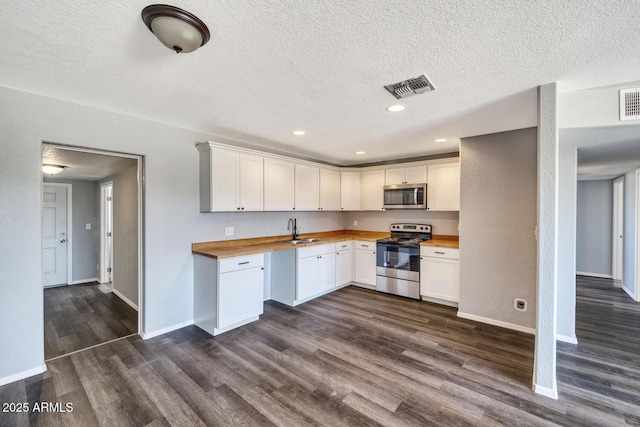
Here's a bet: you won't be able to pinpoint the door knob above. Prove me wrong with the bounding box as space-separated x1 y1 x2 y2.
60 239 67 243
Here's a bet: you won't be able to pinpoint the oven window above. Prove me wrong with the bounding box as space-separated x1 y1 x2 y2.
377 245 419 271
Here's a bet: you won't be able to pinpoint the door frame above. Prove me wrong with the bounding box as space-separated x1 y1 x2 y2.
636 170 640 301
99 181 113 285
42 182 73 286
42 142 145 336
612 177 624 283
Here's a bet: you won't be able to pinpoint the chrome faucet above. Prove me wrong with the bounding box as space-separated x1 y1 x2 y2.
287 218 298 240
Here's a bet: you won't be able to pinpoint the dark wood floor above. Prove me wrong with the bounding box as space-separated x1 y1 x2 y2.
44 282 138 360
1 281 639 426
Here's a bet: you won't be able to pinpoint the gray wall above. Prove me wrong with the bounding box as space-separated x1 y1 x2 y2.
107 168 139 307
345 210 459 235
576 180 613 276
459 128 537 330
43 178 100 283
623 169 638 298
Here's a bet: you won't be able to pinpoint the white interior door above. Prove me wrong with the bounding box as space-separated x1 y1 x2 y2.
612 178 624 282
100 182 113 284
43 185 68 287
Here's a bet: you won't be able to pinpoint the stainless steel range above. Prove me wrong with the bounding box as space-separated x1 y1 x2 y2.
376 223 432 299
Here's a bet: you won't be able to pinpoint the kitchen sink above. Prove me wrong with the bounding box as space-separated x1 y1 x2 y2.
285 238 321 245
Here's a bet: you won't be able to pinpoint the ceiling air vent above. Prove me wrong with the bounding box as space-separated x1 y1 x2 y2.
384 74 435 99
620 88 640 120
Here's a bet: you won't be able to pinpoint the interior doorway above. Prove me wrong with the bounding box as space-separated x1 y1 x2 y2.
41 143 144 360
42 183 72 287
612 177 624 284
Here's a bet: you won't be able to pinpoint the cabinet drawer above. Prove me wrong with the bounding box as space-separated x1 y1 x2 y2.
297 242 336 259
420 247 459 260
354 240 375 250
335 240 353 251
219 254 264 273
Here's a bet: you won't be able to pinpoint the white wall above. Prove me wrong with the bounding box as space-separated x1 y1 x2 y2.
576 180 613 277
623 169 638 299
0 85 351 384
459 128 538 331
344 210 459 235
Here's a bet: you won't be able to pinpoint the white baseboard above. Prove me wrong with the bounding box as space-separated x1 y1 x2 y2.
457 311 536 335
112 288 139 311
68 278 99 285
533 383 558 399
622 285 638 301
98 283 113 293
141 319 194 340
556 334 578 344
576 272 613 279
0 364 47 387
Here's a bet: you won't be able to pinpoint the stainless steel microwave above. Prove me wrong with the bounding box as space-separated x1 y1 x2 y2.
383 183 427 209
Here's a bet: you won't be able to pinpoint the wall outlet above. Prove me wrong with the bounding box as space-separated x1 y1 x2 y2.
353 220 358 227
225 226 234 236
514 298 527 312
86 223 92 230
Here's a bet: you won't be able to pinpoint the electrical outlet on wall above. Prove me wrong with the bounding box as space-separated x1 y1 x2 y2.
225 226 234 236
353 220 358 227
514 298 527 312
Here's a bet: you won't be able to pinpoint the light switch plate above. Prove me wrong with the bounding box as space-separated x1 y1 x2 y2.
85 223 92 230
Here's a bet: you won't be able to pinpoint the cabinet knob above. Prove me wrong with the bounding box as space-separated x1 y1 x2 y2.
237 207 240 210
241 207 245 210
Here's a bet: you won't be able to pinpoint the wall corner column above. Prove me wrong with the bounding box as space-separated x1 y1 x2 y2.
534 82 559 399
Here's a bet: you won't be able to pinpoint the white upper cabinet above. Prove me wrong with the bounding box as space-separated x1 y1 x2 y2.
385 165 427 185
319 168 341 211
239 153 263 211
427 161 460 211
340 171 360 211
264 157 295 211
198 145 263 212
361 170 385 211
294 163 320 211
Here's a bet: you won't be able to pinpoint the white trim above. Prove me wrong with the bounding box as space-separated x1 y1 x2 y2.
533 383 558 400
576 272 613 279
100 181 113 284
556 334 578 344
141 320 194 340
68 278 99 285
0 364 47 387
636 170 640 302
98 283 113 293
112 288 138 311
457 311 536 335
623 284 636 300
613 177 624 282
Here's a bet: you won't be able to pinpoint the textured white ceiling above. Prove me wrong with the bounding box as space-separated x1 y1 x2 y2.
42 147 137 181
2 1 640 164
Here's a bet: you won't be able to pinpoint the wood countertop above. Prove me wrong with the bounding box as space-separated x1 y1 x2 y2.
192 230 391 259
421 236 460 249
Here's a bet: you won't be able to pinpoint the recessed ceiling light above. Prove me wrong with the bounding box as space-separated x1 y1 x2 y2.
435 138 447 143
386 104 406 112
356 151 365 155
292 130 306 136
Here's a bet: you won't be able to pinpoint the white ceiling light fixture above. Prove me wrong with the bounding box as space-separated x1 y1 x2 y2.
141 4 211 53
386 105 406 112
292 130 306 136
435 138 447 143
356 151 365 155
42 164 66 175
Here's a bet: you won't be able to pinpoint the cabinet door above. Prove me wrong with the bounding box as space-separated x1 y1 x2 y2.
320 168 341 210
218 267 264 329
297 255 319 300
295 163 320 210
318 252 336 292
405 165 427 184
361 170 385 211
354 248 376 285
420 257 460 302
385 168 406 185
340 171 361 210
335 249 353 286
210 148 239 211
239 153 263 211
264 157 295 211
427 162 460 211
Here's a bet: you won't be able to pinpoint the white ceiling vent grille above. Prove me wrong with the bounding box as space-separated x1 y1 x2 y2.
620 88 640 120
385 74 435 99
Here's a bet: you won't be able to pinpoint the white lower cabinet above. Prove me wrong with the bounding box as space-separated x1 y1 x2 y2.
194 254 264 336
335 241 353 287
419 247 459 305
353 240 376 288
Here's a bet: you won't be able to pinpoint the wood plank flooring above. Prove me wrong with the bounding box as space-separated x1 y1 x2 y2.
1 280 639 426
44 282 138 360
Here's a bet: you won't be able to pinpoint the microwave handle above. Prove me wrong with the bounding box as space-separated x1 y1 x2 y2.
414 188 418 205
